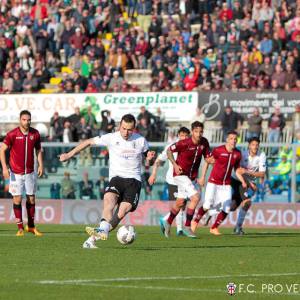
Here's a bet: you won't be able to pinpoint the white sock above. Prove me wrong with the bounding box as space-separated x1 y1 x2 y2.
99 220 111 234
237 207 247 228
163 213 170 221
176 209 184 232
87 236 97 243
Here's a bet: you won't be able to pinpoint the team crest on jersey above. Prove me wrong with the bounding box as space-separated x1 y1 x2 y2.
116 141 120 146
132 141 136 149
200 145 204 150
233 154 237 159
30 135 34 140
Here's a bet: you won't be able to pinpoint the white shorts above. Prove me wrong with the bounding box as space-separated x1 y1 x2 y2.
173 175 200 199
203 182 232 214
9 172 37 196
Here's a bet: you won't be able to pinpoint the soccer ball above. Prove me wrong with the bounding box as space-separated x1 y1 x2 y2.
117 225 136 245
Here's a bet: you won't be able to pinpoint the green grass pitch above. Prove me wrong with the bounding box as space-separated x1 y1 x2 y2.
0 224 299 300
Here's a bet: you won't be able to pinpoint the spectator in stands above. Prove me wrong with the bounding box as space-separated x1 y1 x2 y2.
50 183 61 200
221 105 243 141
247 107 263 140
95 176 109 200
137 106 155 126
183 67 198 91
61 172 76 199
63 120 73 144
108 70 124 90
79 172 95 200
137 117 151 140
100 110 115 135
268 106 286 154
1 71 13 93
67 107 82 142
76 117 92 166
49 111 64 142
292 104 300 141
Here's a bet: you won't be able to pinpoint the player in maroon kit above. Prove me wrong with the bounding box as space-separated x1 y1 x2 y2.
160 121 213 238
0 110 44 236
191 131 247 235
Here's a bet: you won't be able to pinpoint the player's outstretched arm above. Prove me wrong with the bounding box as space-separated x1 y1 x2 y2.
59 138 95 162
0 143 9 179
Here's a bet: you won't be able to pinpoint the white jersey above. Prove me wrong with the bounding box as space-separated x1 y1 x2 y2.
158 142 178 185
232 149 266 182
93 131 149 181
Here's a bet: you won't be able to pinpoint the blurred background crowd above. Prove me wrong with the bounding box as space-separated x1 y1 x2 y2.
2 0 300 93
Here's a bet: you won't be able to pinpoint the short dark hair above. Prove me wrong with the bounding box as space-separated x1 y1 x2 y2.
178 127 190 135
20 110 31 118
121 114 136 126
191 121 204 130
248 136 260 144
227 130 238 137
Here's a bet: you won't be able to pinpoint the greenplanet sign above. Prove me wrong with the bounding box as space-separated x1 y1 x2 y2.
99 92 198 121
0 92 197 123
103 93 194 106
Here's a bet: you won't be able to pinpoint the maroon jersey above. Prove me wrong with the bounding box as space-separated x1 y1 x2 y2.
3 127 41 175
208 145 241 185
169 137 211 180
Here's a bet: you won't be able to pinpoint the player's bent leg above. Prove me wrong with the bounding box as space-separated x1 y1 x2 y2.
182 193 199 238
230 199 239 212
102 192 119 221
86 192 118 240
162 198 183 237
210 195 232 236
235 199 252 235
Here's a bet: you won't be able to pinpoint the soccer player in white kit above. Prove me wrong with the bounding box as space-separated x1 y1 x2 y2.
148 127 190 235
59 114 155 248
231 137 266 235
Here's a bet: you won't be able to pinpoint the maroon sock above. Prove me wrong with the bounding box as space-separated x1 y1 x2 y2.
185 208 195 227
194 206 207 223
167 208 179 225
26 202 35 228
13 204 24 230
211 211 228 229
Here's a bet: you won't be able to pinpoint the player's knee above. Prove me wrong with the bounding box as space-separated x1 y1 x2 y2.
176 198 185 209
222 199 232 214
202 202 210 211
243 200 252 210
190 193 200 205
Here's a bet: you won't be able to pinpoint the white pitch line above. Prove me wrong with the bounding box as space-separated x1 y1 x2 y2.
37 272 300 285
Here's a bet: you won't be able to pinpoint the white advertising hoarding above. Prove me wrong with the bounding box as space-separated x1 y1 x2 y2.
0 92 198 123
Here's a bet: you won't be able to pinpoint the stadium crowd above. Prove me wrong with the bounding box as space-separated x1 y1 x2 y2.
1 0 300 93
